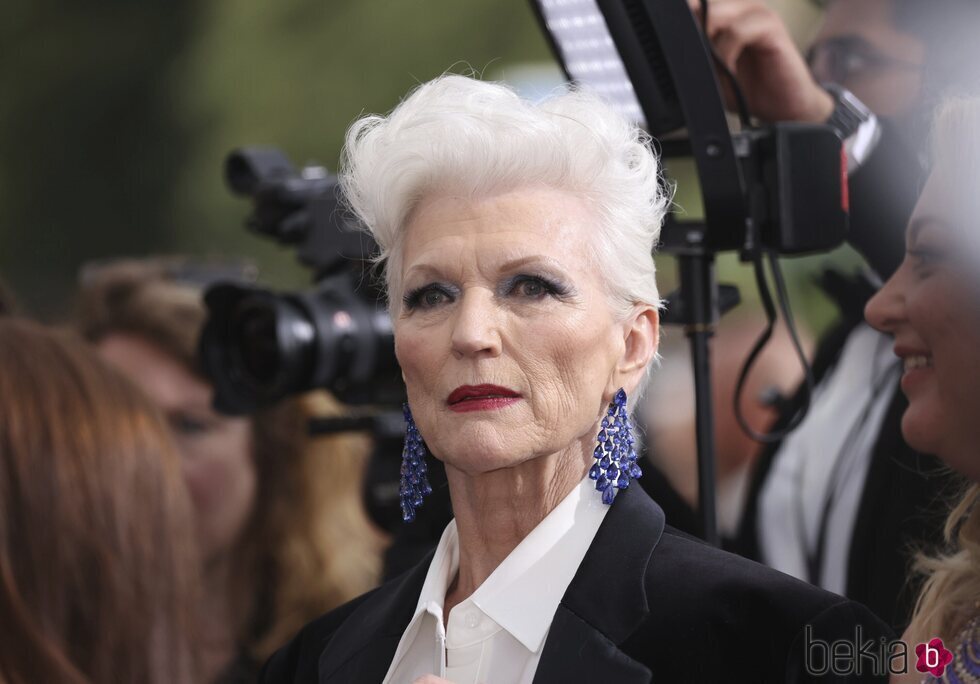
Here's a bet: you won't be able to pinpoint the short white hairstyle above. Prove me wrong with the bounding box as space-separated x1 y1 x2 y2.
340 74 669 321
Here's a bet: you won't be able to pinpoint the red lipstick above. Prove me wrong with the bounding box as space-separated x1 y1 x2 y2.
447 384 521 413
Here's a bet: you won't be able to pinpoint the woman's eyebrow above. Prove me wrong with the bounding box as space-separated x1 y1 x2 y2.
906 214 951 248
497 255 567 273
405 255 569 281
403 262 448 281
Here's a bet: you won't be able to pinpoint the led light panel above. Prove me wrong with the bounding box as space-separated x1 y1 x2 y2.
538 0 646 127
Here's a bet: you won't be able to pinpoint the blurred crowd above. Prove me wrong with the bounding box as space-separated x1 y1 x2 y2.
2 0 980 682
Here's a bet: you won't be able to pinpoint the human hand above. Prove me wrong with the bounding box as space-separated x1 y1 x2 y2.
688 0 833 123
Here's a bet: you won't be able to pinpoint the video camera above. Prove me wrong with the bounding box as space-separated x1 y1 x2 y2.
199 148 451 548
199 148 404 415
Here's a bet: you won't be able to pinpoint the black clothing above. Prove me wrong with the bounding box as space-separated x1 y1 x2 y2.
261 484 892 683
214 650 261 684
846 119 924 282
733 271 959 633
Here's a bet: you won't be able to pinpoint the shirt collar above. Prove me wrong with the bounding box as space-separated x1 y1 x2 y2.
408 475 609 653
412 519 459 621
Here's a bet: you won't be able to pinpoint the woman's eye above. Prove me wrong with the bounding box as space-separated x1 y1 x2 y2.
908 248 943 274
423 290 446 307
516 279 545 297
403 285 454 311
509 276 558 299
170 414 211 437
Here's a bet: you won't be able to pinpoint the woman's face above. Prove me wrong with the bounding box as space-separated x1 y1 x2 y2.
97 333 256 562
865 165 980 481
393 187 657 477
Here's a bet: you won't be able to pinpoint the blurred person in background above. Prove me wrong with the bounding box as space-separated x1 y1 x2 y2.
690 0 980 632
640 315 810 537
865 96 980 684
0 317 202 683
75 258 385 683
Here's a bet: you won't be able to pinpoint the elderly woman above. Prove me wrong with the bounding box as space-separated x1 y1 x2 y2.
263 75 890 683
865 97 980 684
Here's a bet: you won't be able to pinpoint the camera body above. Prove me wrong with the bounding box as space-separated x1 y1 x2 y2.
740 122 848 255
200 148 404 415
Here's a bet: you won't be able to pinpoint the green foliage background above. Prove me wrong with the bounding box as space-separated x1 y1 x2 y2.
0 0 857 333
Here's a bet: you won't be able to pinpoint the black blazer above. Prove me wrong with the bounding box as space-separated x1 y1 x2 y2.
261 484 892 683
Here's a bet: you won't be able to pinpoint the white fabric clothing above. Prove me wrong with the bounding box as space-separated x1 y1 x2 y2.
758 322 900 594
382 475 610 684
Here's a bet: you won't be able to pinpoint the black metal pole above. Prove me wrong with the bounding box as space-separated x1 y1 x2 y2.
677 244 720 547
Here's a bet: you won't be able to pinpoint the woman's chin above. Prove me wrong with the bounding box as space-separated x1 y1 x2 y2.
434 434 541 476
439 450 534 476
900 402 945 456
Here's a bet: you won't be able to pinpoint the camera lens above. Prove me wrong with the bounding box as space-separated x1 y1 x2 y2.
229 294 315 397
234 306 279 384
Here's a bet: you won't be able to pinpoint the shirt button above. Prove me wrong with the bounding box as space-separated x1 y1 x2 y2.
465 611 480 629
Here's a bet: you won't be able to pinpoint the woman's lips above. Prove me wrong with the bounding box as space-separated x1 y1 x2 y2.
899 353 934 394
447 384 521 413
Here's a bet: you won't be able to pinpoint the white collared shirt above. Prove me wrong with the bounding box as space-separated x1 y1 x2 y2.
759 322 900 594
382 475 610 684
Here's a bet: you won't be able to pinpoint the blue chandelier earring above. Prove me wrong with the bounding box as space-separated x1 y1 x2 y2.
589 388 641 504
400 403 432 522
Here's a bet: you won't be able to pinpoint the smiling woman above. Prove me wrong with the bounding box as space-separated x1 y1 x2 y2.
865 100 980 480
865 97 980 684
262 74 895 684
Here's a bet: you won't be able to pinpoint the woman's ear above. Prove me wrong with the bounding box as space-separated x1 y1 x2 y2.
610 305 659 395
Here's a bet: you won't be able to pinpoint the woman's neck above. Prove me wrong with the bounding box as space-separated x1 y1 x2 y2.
443 439 591 615
198 555 244 682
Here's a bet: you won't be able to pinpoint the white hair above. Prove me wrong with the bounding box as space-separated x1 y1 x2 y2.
931 96 980 285
339 74 669 404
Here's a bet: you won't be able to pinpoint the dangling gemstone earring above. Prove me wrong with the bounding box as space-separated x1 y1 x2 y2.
400 403 432 522
589 388 641 505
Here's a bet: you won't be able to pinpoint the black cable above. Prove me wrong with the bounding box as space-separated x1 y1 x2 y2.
733 251 815 443
698 0 752 129
733 252 777 443
768 251 815 404
697 0 817 442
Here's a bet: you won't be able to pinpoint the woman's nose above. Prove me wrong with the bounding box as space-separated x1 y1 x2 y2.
450 290 501 359
864 268 906 334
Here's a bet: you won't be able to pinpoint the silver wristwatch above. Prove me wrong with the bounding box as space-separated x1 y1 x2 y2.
822 84 873 139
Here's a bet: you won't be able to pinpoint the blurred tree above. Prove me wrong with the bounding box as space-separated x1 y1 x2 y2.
0 0 846 332
167 0 553 292
0 0 552 317
0 0 198 317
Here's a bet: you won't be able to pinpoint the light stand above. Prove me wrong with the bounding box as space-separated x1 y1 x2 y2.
532 0 847 545
530 0 753 545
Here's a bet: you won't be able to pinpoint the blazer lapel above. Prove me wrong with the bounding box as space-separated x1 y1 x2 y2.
317 551 433 684
533 485 666 684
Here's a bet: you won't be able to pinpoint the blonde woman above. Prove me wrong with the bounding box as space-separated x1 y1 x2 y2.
866 97 980 683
